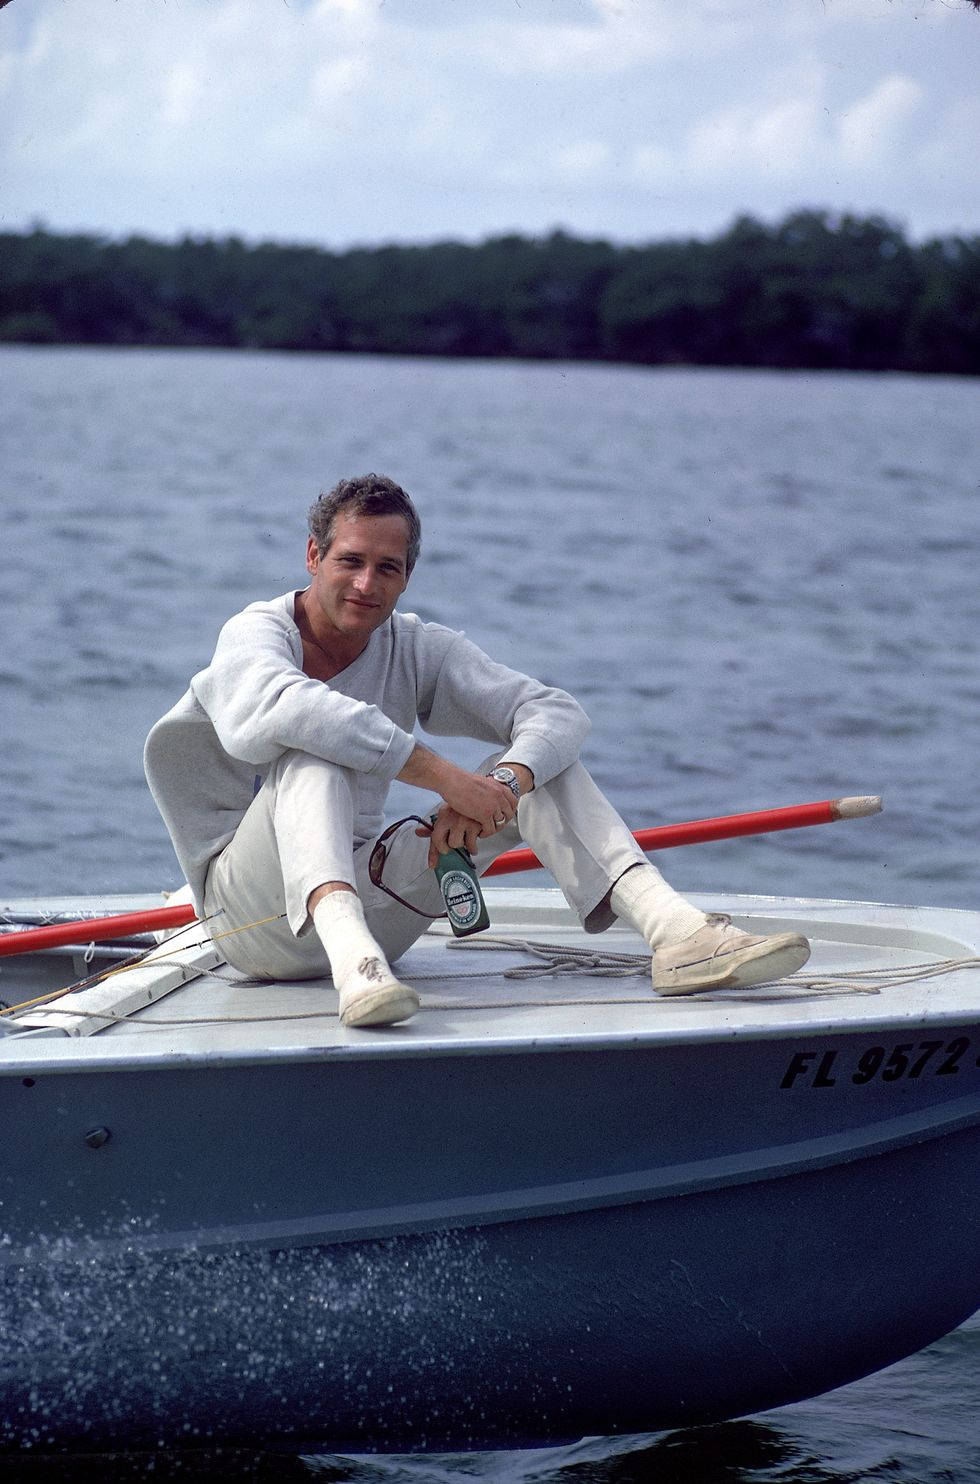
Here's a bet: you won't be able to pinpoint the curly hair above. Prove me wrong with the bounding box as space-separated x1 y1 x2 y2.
307 474 422 573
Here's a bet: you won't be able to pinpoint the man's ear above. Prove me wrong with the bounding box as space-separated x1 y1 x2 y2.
306 536 319 576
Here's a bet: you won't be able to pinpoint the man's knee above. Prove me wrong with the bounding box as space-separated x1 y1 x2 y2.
271 750 356 792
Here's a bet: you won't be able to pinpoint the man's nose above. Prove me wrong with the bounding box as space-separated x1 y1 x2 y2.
353 567 376 593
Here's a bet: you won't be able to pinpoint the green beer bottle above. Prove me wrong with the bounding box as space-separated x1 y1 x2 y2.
433 839 490 937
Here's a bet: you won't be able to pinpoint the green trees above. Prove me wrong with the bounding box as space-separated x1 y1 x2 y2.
906 236 980 374
1 214 976 373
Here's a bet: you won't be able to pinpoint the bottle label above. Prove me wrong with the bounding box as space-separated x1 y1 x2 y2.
439 869 483 930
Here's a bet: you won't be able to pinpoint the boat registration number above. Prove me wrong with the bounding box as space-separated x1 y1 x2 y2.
779 1036 975 1089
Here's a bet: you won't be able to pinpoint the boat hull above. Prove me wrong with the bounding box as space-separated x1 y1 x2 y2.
1 1123 978 1453
2 1025 979 1451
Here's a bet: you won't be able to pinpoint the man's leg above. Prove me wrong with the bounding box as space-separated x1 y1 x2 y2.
204 751 420 1027
495 762 703 938
477 762 810 994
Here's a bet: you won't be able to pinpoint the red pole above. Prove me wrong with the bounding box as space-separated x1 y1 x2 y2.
0 902 197 959
483 793 881 876
0 795 880 957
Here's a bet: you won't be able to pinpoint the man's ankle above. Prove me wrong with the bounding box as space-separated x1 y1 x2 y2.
610 864 707 948
312 891 393 987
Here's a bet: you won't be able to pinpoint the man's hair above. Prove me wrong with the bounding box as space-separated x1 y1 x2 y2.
307 474 422 573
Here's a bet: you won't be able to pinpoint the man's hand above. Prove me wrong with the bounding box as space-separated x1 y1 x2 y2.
416 805 482 867
414 776 517 869
398 745 524 867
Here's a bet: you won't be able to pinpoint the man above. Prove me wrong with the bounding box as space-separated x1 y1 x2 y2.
145 474 809 1028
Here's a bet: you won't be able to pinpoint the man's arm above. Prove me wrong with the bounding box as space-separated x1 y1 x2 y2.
192 604 415 779
408 623 590 864
420 631 590 791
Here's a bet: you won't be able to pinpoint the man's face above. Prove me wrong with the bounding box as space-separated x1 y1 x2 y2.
306 510 411 643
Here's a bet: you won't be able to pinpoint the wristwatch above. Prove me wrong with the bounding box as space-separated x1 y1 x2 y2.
491 766 522 804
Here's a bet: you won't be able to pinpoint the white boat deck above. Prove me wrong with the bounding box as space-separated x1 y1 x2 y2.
3 888 980 1065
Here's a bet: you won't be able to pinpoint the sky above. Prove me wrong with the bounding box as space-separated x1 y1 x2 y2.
2 0 979 250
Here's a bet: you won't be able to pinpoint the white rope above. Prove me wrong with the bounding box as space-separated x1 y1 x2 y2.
445 936 980 998
444 934 652 978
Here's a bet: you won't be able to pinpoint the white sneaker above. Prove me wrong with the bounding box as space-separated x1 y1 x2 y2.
652 914 810 995
338 959 420 1028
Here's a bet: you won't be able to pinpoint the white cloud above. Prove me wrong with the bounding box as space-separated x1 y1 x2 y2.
553 140 613 180
160 63 208 130
1 0 977 244
468 16 673 79
839 74 924 166
685 96 826 180
310 56 373 112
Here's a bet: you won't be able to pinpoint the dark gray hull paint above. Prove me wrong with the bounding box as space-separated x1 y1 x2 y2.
2 1026 979 1451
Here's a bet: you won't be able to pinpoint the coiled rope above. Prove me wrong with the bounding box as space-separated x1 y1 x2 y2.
444 934 653 978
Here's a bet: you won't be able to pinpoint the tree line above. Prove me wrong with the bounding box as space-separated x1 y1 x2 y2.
2 211 977 374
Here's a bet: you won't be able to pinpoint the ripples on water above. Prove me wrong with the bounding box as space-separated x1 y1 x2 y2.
3 1319 980 1482
1 347 978 1480
2 346 978 908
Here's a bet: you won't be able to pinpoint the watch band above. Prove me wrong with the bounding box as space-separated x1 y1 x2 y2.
491 766 522 804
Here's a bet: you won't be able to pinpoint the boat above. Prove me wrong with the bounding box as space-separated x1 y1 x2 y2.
1 878 979 1455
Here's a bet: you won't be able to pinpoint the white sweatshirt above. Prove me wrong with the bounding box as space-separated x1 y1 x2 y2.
145 592 590 910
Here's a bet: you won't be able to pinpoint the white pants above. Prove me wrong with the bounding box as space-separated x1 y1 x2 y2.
204 750 649 980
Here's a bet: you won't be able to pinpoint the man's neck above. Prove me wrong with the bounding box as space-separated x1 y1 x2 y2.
294 591 372 679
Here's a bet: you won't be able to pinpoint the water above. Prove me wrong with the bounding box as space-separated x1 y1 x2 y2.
1 345 979 1479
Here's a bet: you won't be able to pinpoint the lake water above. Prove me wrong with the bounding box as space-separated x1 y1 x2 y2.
1 345 979 1481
